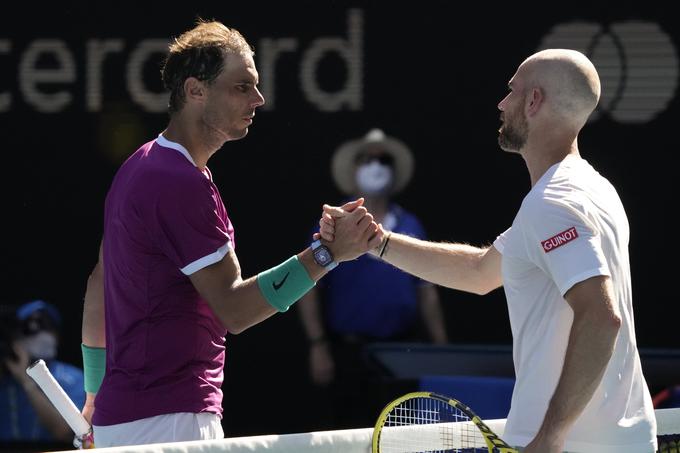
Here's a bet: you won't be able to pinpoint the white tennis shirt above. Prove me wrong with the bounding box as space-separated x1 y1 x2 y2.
493 155 656 452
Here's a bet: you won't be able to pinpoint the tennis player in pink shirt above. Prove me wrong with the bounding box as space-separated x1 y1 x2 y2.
80 20 380 448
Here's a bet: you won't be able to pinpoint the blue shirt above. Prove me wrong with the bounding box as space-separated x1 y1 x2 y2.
0 360 85 441
318 204 427 339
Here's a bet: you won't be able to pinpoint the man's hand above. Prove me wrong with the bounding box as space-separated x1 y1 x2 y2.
81 392 96 425
326 204 381 262
316 199 387 257
4 341 31 384
314 198 365 242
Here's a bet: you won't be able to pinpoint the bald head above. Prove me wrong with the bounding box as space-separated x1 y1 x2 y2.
519 49 601 128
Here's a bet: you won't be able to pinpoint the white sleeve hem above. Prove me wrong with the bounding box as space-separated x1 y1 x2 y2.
180 242 231 275
558 266 610 296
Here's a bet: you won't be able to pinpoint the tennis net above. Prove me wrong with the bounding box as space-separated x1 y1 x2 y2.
53 407 680 452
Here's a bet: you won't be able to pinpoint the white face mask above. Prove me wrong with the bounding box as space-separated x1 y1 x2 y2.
20 331 58 361
355 161 394 195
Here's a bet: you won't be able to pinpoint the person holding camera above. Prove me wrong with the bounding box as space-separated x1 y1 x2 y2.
0 300 85 442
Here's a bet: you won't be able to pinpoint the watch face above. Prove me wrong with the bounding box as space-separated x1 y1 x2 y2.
313 245 333 266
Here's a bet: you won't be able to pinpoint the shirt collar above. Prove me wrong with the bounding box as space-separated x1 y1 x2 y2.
156 134 197 167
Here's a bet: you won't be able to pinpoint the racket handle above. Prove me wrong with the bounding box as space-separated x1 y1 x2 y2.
26 359 92 438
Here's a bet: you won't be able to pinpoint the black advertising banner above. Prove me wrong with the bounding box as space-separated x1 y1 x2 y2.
1 1 677 437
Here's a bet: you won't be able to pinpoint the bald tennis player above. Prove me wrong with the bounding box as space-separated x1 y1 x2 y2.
319 49 657 452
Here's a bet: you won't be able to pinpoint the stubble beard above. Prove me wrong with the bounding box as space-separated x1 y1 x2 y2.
202 107 238 150
498 112 528 153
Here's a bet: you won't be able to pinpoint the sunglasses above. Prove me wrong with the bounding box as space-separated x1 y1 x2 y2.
22 311 58 335
355 153 394 166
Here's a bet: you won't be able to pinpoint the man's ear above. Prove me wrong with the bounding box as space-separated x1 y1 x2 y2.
526 87 543 117
184 77 206 103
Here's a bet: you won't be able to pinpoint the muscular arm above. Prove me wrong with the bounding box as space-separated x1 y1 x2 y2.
81 242 105 423
191 206 379 334
82 243 105 348
378 233 503 295
191 248 343 334
190 249 304 334
525 275 621 451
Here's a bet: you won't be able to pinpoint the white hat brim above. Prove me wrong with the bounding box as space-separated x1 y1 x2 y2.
331 133 414 195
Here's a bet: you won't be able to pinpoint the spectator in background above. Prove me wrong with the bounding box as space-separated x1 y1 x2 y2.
298 128 448 429
0 300 84 442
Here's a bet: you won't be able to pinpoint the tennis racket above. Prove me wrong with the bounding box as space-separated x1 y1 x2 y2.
372 391 518 453
26 359 95 449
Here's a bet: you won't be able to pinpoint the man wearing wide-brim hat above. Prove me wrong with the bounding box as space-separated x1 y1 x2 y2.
330 128 415 197
298 128 449 430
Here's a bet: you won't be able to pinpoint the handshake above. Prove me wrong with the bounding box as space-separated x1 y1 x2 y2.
312 198 389 264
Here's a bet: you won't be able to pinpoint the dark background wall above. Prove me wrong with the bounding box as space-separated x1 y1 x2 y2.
1 0 677 438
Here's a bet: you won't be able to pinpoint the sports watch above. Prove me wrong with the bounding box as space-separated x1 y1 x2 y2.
311 239 338 271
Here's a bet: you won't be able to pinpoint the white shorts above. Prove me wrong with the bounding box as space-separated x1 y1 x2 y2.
93 412 223 448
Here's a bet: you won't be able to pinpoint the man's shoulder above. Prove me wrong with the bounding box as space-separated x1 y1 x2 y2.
522 189 577 216
118 140 208 190
118 138 156 167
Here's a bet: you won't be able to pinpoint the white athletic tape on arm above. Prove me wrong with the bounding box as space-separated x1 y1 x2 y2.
26 359 91 437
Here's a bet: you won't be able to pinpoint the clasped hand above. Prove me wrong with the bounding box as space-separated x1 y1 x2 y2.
314 198 386 258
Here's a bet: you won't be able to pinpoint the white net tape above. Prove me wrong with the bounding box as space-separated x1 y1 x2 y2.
52 408 679 453
375 420 500 452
